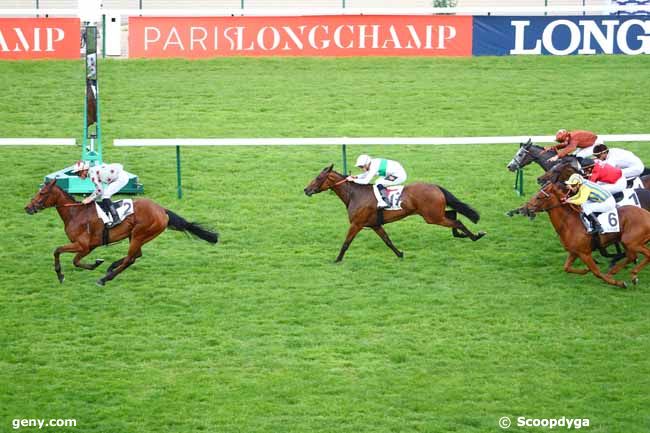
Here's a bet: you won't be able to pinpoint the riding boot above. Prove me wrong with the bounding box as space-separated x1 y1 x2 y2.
586 213 603 234
102 198 119 228
376 184 389 208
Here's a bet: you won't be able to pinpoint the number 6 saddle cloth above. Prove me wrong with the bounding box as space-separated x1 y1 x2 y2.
582 210 620 234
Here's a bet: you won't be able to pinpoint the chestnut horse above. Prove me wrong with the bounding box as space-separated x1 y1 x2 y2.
25 180 218 285
518 182 650 287
303 165 485 262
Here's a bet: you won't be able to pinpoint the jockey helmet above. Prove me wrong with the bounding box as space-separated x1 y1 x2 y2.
581 158 595 169
555 129 569 142
355 154 372 168
72 160 90 173
592 144 609 156
565 173 584 186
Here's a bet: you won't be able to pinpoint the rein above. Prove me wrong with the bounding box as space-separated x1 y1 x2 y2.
58 203 85 208
333 178 349 187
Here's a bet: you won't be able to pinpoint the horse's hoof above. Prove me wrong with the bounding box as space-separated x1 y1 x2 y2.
397 252 404 259
95 259 105 266
57 274 65 284
620 281 628 289
632 276 639 285
96 279 105 286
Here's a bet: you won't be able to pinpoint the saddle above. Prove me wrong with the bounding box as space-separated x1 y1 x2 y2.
95 200 135 244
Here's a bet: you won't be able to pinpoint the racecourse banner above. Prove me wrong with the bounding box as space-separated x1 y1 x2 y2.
473 16 650 56
0 18 80 60
129 15 473 58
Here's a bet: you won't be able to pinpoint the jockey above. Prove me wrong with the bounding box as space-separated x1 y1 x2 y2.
564 173 615 235
592 144 644 182
347 154 407 208
71 160 129 228
547 129 602 162
580 158 626 195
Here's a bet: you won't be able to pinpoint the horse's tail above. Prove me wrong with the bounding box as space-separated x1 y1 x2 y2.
438 186 480 224
165 209 219 244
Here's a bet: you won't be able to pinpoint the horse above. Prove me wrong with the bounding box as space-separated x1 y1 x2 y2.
25 179 218 285
517 181 650 287
506 138 581 173
537 160 650 209
303 164 485 262
507 138 650 189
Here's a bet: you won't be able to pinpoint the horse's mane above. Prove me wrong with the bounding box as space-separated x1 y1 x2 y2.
53 183 79 203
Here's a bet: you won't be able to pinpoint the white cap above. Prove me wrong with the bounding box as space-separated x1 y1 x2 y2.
355 154 371 168
71 160 90 173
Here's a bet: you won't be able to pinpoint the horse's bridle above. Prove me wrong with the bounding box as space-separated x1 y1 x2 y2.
509 147 531 170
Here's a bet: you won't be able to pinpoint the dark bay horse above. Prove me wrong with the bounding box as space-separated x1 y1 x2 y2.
303 165 485 262
518 182 650 287
506 139 580 173
25 180 218 285
507 139 650 189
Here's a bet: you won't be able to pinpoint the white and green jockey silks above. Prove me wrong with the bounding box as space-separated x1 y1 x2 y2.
378 159 388 177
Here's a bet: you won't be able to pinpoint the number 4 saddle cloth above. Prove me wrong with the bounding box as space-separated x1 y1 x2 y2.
94 199 135 226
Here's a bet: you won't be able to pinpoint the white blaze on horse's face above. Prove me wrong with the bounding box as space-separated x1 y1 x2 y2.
507 147 527 171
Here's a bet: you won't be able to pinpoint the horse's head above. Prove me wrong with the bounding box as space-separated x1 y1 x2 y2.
536 159 579 186
304 164 337 196
520 182 564 219
506 138 535 172
25 180 60 214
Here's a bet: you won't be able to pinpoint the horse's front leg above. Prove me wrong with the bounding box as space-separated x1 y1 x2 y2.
53 242 87 283
563 252 589 275
335 223 363 262
73 251 104 270
372 225 403 258
577 252 627 288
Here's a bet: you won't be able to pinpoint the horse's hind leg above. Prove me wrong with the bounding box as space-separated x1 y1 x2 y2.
628 245 650 284
106 251 141 274
445 210 468 238
433 215 485 242
372 226 403 258
97 226 163 285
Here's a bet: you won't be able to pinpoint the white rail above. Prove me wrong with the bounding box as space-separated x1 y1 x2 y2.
114 134 650 147
0 138 76 146
1 5 649 16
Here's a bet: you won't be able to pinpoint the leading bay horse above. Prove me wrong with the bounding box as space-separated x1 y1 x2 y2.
303 165 485 262
25 179 218 285
517 181 650 287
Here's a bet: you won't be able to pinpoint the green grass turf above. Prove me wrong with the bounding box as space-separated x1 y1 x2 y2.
1 56 649 433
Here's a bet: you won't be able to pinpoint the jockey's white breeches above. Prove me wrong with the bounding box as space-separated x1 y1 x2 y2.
374 168 407 187
582 196 616 215
597 176 626 195
101 171 129 199
622 164 644 179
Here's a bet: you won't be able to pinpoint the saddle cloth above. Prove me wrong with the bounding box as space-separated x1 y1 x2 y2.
627 177 644 189
585 210 620 234
374 185 404 210
95 199 134 226
614 188 640 208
